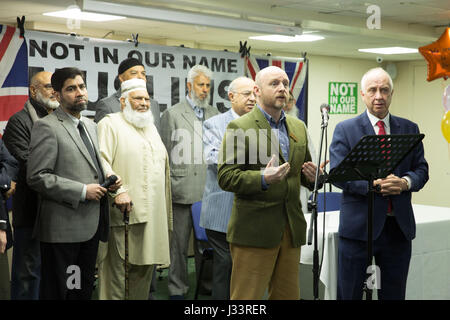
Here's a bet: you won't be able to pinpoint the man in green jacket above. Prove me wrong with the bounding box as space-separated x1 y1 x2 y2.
218 66 322 300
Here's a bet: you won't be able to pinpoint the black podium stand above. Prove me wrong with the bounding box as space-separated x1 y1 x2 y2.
326 133 424 300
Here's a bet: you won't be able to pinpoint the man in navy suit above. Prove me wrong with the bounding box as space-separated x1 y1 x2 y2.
329 67 429 300
200 76 255 299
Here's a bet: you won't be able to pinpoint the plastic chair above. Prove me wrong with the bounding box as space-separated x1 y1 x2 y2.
309 192 342 212
190 201 213 300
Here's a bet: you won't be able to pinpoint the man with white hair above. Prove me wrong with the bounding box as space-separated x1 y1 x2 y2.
161 64 219 299
200 76 255 299
3 71 59 300
330 67 429 300
97 78 172 300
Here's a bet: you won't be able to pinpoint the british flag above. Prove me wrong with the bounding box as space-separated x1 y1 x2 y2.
0 25 28 136
245 55 308 123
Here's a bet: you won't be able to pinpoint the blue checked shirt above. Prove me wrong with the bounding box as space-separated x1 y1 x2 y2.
258 105 290 190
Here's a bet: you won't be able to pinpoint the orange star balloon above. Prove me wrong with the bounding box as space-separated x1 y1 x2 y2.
419 27 450 82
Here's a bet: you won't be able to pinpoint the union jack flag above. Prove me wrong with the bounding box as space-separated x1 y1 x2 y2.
245 55 308 123
0 25 28 136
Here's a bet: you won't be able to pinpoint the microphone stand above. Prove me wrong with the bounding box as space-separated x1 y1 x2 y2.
307 115 327 300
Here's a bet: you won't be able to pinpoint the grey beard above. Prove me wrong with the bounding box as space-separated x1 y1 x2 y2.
191 92 210 109
36 91 59 110
286 105 299 117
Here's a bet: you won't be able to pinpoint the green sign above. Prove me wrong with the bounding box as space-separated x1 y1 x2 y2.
328 82 358 114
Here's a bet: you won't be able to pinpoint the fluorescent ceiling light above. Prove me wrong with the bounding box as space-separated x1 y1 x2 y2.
43 7 125 22
80 0 301 36
249 34 324 42
358 47 418 54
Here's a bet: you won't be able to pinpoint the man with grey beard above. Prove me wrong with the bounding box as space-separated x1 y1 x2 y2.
284 91 298 118
282 91 320 217
27 67 121 299
3 71 59 300
161 64 219 299
96 79 172 300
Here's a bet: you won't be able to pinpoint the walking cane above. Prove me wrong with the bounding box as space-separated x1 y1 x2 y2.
123 207 130 300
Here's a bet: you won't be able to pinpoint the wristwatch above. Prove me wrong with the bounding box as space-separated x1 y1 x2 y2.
0 221 7 231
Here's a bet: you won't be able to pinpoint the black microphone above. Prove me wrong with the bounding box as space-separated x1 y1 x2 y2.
101 175 118 188
320 103 330 126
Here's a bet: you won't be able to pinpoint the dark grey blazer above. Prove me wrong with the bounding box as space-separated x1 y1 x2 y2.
94 90 161 133
27 107 109 243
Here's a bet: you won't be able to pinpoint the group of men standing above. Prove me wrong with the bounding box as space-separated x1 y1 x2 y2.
0 54 428 301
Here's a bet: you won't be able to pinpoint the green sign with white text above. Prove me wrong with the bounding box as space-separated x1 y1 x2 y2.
328 82 358 114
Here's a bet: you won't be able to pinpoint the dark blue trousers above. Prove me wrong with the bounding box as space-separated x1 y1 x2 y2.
11 227 41 300
337 216 412 300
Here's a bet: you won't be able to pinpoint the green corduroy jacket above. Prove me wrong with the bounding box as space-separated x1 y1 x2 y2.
218 106 314 248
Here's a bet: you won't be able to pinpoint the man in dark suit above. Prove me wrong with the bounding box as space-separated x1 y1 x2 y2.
329 67 429 300
0 139 19 255
3 70 58 300
27 67 121 300
94 57 161 133
0 139 18 299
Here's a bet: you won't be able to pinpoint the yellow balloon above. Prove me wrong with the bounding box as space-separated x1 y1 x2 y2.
442 111 450 143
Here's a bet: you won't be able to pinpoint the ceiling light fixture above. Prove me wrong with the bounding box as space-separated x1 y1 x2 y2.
249 34 324 42
358 47 419 54
43 6 125 22
80 0 302 36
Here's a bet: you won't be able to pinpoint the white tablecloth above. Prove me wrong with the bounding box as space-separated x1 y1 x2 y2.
300 204 450 300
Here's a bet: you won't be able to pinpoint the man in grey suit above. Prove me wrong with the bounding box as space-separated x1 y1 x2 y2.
200 76 255 299
27 67 121 300
94 57 161 133
161 64 219 299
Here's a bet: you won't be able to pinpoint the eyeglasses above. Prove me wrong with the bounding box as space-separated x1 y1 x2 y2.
233 90 254 98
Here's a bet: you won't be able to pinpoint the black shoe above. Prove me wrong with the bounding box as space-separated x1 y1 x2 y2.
198 286 212 296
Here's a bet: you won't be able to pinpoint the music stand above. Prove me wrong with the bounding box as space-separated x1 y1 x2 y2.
326 133 424 300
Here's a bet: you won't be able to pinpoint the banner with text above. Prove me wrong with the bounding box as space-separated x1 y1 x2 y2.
328 81 358 114
26 30 244 114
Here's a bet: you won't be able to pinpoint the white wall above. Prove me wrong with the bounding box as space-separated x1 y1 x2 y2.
306 54 378 160
392 60 450 207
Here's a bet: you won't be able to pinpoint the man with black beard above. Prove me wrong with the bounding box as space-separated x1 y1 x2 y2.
27 67 121 299
161 64 219 299
3 71 59 300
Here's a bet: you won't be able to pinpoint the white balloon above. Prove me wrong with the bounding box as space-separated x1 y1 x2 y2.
444 85 450 111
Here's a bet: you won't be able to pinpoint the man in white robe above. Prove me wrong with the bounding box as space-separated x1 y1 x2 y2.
97 78 172 300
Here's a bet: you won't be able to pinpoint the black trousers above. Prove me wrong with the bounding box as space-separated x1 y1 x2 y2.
39 230 100 300
205 229 232 300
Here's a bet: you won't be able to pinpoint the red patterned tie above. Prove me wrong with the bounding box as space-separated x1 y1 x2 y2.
376 120 386 135
376 120 392 213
